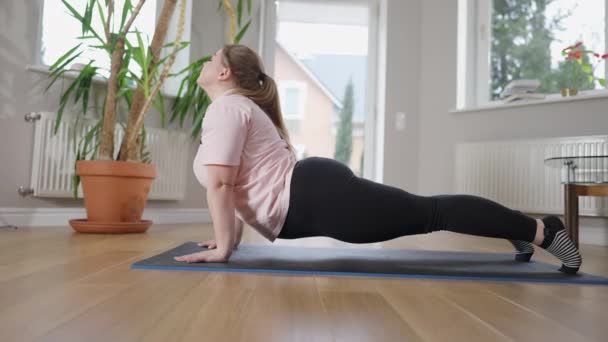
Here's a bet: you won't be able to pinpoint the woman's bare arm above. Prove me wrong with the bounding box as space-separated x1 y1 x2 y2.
174 164 239 263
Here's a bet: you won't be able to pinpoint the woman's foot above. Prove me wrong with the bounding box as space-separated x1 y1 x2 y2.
539 215 582 274
509 240 534 262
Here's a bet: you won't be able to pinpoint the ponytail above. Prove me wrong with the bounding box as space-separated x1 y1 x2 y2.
221 45 294 152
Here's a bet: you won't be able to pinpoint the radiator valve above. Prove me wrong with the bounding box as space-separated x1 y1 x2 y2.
24 112 41 122
18 186 34 197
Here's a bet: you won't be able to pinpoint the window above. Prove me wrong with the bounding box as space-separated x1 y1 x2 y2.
279 81 307 119
458 0 608 107
41 0 157 75
262 0 378 178
40 0 191 96
293 144 307 160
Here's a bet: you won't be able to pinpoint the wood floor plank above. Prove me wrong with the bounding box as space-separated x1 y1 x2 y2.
320 290 424 342
35 272 206 342
428 282 593 342
235 275 333 342
376 279 514 342
483 282 608 341
0 251 138 308
0 283 126 342
139 276 251 342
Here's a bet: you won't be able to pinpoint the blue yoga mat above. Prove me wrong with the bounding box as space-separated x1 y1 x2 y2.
131 242 608 285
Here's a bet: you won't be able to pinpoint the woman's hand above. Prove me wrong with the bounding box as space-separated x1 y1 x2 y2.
198 239 218 249
174 249 230 263
198 239 239 250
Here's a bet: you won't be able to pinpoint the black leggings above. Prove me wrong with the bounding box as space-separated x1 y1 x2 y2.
278 157 537 243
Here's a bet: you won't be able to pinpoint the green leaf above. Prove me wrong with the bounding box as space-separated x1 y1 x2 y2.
582 63 591 74
62 0 84 23
247 0 252 15
169 56 209 78
162 41 191 49
49 44 82 72
80 65 97 116
83 0 95 36
191 107 204 138
237 0 243 26
73 62 95 104
81 119 102 158
234 20 251 44
599 78 606 87
54 80 80 135
72 149 81 198
153 91 166 128
135 30 150 97
120 0 133 32
90 44 112 52
61 0 105 45
158 42 190 65
76 35 99 40
96 1 107 34
45 70 67 93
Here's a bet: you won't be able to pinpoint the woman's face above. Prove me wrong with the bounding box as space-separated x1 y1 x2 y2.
197 48 228 89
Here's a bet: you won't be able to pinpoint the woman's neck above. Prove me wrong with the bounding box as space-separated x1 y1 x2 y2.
207 84 236 101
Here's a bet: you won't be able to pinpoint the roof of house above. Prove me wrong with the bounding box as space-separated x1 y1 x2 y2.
276 41 368 123
276 42 342 109
298 54 367 123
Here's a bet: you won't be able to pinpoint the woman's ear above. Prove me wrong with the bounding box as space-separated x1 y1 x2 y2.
219 67 232 81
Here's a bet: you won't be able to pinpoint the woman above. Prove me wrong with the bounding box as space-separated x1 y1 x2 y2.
175 44 582 274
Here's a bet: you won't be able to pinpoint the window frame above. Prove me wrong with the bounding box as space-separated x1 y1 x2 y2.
458 0 608 109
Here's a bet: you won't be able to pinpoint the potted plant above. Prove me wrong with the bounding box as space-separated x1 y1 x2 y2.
46 0 252 233
561 41 608 96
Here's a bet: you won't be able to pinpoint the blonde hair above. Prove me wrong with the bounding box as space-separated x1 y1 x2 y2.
221 44 293 151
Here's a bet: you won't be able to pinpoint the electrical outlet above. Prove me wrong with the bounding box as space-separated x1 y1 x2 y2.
395 112 406 131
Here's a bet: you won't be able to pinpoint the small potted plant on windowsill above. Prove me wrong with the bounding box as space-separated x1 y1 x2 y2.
560 41 608 96
46 0 252 233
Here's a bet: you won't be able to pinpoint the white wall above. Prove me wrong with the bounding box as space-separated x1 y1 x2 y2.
378 0 422 191
417 0 608 244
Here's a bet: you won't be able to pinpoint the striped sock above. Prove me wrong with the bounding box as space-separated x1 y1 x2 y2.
540 215 582 274
509 240 534 262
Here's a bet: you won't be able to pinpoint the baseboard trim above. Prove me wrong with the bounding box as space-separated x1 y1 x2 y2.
0 207 212 228
579 227 608 246
1 207 606 246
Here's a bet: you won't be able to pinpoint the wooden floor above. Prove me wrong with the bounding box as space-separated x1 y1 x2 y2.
1 223 607 342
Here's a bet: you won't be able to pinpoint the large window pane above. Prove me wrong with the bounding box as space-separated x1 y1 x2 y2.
273 0 370 176
41 0 157 77
490 0 606 99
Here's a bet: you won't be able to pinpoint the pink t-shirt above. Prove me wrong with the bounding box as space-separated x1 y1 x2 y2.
192 90 297 241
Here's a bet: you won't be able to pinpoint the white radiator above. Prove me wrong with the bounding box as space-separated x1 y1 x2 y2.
30 111 192 200
455 135 608 217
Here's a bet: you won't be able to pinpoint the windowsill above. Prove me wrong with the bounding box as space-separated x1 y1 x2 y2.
26 64 179 99
450 89 608 114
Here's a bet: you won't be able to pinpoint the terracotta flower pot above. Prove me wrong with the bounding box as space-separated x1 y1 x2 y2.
70 160 156 233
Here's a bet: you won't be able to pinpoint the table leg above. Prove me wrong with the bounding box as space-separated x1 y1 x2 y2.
564 184 580 249
0 225 18 229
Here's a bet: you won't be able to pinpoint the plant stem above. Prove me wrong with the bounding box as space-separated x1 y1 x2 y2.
98 0 146 161
122 0 185 162
118 0 179 162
